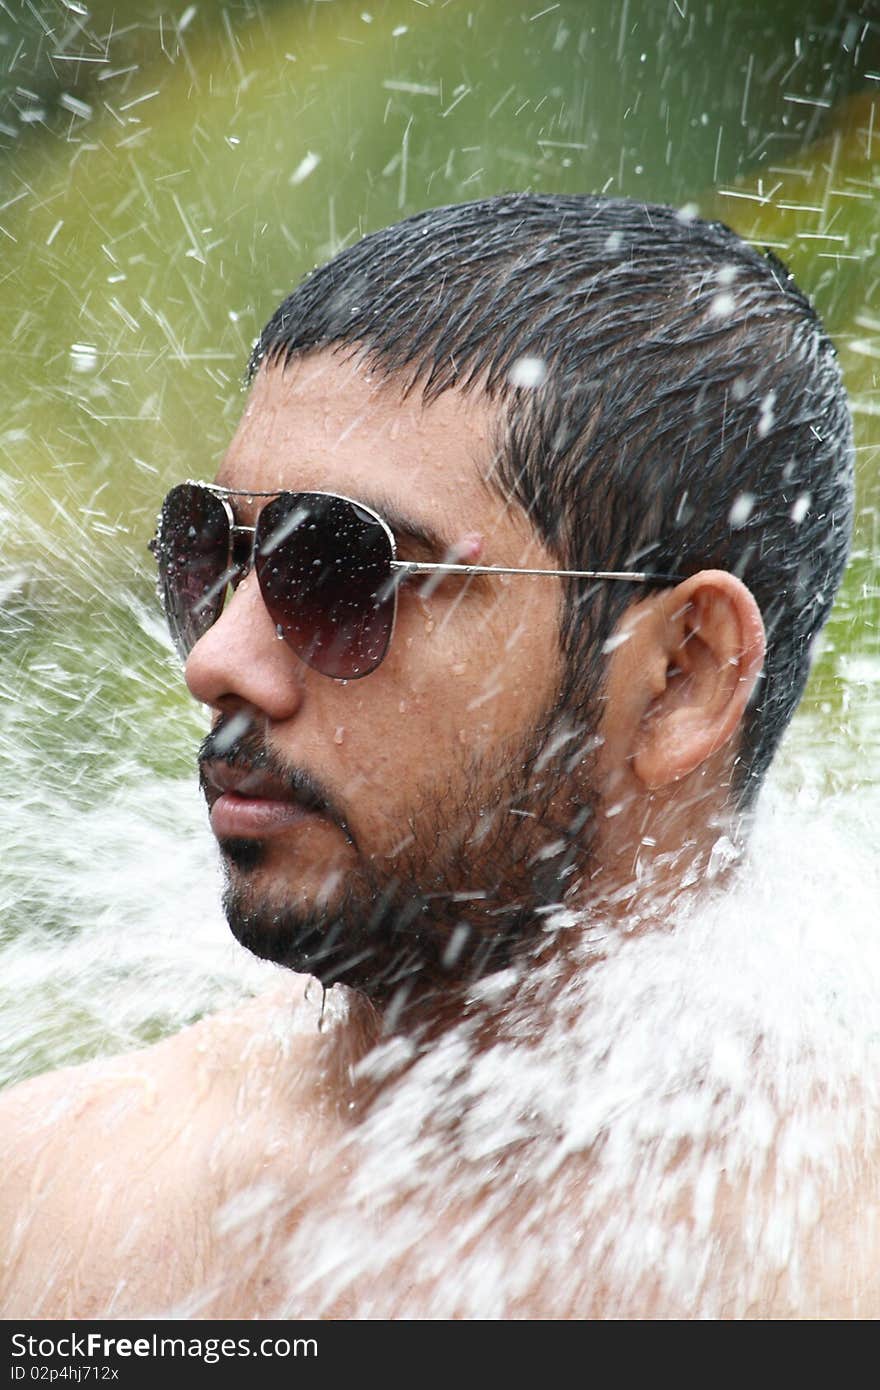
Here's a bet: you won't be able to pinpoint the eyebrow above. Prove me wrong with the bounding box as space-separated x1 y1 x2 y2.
357 492 453 560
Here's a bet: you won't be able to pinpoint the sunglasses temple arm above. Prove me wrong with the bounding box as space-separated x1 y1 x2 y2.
391 561 685 584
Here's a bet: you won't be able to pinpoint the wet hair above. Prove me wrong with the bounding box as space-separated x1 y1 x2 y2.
250 193 854 804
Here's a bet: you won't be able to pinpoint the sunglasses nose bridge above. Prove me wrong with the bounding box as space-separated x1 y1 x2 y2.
230 525 256 581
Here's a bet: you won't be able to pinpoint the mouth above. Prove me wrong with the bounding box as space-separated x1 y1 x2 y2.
200 759 350 844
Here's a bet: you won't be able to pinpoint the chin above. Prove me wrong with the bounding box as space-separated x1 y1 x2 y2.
218 842 377 985
219 835 351 903
221 868 537 1008
216 789 591 1003
223 897 418 997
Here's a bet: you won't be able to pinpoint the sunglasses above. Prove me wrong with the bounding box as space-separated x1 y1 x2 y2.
150 481 683 680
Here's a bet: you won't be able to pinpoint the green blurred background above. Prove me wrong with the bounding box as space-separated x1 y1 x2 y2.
1 1 878 998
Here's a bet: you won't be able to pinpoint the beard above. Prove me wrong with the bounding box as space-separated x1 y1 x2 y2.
200 697 600 1005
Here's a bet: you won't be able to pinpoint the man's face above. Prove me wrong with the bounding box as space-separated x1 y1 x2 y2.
185 353 598 1000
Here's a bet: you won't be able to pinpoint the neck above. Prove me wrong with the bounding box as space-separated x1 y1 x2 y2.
335 798 753 1110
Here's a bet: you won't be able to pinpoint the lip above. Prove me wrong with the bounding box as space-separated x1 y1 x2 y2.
209 790 319 839
201 760 328 841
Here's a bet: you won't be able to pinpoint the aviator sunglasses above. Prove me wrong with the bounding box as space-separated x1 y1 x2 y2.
150 481 684 680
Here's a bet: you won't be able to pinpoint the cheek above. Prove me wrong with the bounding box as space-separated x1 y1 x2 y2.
298 589 562 851
376 584 561 752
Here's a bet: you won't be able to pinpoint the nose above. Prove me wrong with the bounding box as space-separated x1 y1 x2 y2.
184 571 306 722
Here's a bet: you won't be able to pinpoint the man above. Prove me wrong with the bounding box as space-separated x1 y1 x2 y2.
0 194 861 1318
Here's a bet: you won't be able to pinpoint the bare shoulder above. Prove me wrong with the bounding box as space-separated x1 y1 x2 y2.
0 974 318 1148
0 975 327 1317
0 1043 172 1316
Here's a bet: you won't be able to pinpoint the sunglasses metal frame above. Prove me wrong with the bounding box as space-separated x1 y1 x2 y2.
151 480 685 677
172 481 685 585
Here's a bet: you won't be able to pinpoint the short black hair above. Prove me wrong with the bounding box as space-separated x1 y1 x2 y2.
250 193 855 803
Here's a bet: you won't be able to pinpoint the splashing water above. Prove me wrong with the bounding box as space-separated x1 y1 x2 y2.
1 0 879 1320
3 624 879 1316
300 775 880 1318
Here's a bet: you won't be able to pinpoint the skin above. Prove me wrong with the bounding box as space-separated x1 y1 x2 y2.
10 350 855 1321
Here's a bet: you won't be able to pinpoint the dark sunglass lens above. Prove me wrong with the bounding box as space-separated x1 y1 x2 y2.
153 484 231 658
255 493 396 679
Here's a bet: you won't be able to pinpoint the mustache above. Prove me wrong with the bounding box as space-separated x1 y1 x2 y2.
198 720 356 846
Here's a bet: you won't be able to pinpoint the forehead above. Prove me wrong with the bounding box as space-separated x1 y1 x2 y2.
215 351 541 558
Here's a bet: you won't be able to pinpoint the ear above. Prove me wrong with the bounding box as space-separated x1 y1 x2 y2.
625 570 766 790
